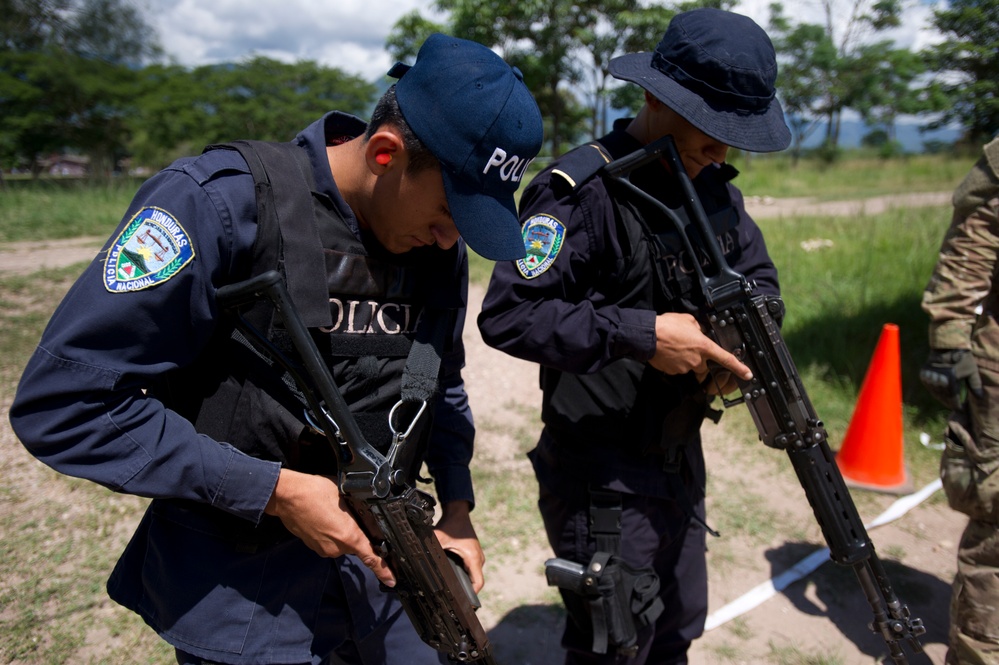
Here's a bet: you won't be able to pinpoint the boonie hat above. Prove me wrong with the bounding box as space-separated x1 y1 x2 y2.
388 33 544 261
609 8 791 153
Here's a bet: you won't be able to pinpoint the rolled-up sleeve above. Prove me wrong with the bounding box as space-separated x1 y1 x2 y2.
923 142 999 352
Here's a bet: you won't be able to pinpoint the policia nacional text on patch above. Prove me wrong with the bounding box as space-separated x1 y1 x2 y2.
105 207 195 293
517 213 565 279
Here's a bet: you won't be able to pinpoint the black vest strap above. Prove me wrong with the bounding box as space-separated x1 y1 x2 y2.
226 140 333 329
388 307 451 483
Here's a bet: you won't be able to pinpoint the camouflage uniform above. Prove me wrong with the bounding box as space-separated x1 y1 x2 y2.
922 137 999 665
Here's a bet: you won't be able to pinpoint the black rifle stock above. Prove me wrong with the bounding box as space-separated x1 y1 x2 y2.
216 271 494 664
602 136 926 663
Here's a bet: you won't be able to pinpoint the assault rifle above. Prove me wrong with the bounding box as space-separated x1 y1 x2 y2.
217 271 494 665
601 135 926 664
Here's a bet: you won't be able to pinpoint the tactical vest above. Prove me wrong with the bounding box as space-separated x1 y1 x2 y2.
539 141 742 458
153 140 461 475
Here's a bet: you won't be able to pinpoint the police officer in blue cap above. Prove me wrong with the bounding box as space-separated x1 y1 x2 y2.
478 9 791 664
10 34 542 665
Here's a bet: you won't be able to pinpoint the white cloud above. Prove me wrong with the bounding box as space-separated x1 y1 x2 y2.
144 0 437 80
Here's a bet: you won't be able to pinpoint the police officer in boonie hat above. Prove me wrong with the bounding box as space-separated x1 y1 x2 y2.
478 8 791 664
610 6 790 153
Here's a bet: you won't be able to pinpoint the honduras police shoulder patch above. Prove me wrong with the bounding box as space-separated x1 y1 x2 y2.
516 214 565 279
104 207 195 293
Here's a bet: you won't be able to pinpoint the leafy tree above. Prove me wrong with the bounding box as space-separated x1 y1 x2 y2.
386 10 447 63
388 0 582 155
129 58 377 169
450 0 596 156
1 0 70 52
921 0 999 145
127 63 220 168
390 0 720 157
766 0 903 155
767 11 831 162
60 50 139 175
0 0 160 175
0 50 68 174
60 0 161 66
848 41 925 153
1 0 159 64
580 2 673 138
0 47 138 176
605 6 672 116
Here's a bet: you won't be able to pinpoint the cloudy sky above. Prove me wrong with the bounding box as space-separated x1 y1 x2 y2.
142 0 942 83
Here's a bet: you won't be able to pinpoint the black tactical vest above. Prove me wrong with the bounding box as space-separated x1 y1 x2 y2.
153 140 461 474
538 140 742 458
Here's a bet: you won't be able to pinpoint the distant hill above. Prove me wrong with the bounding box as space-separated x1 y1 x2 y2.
799 117 960 153
607 107 960 153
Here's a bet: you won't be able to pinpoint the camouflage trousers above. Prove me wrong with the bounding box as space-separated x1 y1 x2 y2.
940 363 999 665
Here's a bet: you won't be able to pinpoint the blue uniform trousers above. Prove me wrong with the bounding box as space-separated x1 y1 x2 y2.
532 435 709 665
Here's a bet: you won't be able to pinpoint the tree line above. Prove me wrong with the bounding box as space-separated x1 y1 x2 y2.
1 0 996 180
0 0 376 178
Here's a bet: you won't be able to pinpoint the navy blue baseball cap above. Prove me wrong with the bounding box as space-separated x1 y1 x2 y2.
388 33 544 261
609 8 790 153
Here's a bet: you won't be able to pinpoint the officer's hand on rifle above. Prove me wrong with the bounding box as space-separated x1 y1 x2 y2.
434 500 486 593
920 349 984 411
650 312 753 381
265 468 396 587
696 368 741 396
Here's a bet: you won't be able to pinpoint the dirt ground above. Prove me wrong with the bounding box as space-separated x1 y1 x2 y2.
0 191 960 664
461 286 958 665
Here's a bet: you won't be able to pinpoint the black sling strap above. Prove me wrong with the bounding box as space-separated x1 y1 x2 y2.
402 308 450 405
391 307 450 483
589 488 623 556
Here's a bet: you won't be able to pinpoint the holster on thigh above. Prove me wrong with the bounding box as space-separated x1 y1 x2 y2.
545 551 664 657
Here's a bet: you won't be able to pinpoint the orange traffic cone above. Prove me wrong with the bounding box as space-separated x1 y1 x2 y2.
835 323 912 494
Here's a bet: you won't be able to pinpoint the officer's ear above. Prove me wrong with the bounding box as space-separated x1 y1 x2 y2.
365 130 404 175
644 90 664 111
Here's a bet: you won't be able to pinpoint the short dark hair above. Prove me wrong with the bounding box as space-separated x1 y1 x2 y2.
366 86 439 173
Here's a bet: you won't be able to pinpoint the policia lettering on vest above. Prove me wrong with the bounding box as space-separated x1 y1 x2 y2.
479 9 792 665
10 34 542 665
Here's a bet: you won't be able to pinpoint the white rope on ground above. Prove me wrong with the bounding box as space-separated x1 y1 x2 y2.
704 478 943 631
